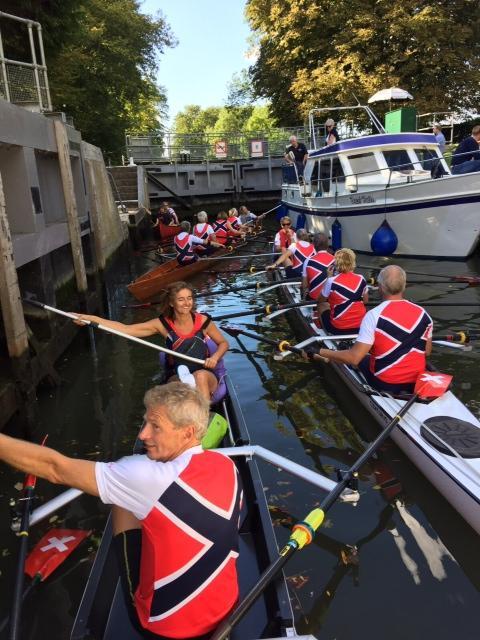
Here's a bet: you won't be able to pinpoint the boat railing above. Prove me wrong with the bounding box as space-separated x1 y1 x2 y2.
308 105 385 148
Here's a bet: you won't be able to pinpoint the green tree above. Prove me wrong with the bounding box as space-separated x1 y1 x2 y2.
244 105 277 132
225 69 256 107
246 0 480 124
173 105 221 135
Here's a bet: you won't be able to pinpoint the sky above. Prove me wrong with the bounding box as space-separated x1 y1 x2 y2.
141 0 253 126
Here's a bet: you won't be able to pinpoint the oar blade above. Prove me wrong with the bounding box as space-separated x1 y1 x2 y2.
414 372 452 400
25 528 90 581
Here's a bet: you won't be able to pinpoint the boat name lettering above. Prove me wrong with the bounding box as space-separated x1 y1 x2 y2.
350 194 375 204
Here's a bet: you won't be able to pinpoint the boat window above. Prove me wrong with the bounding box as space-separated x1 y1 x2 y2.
310 160 319 183
414 148 437 169
332 157 345 182
383 150 414 171
347 152 378 178
319 159 331 192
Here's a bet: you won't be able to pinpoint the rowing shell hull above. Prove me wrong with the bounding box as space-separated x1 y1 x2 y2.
70 379 296 640
272 272 480 534
128 248 230 301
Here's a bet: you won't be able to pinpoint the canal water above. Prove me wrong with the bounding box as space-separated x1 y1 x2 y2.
1 219 480 639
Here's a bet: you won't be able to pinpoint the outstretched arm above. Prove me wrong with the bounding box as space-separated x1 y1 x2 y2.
74 315 166 339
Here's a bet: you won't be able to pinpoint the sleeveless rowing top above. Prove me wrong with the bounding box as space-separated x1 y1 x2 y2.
159 313 211 374
290 241 315 273
370 300 433 384
174 232 196 265
213 219 228 245
193 223 211 254
134 450 242 638
227 216 240 236
328 272 367 330
305 251 335 300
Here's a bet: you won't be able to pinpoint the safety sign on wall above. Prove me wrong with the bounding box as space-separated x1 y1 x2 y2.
214 140 228 158
249 140 264 158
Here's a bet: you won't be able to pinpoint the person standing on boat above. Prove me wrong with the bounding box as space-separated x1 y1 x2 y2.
273 216 297 256
193 211 217 255
284 135 308 176
175 221 222 265
432 123 446 155
212 211 244 245
451 125 480 174
162 201 179 225
302 233 335 300
325 119 340 146
75 282 229 402
307 265 433 394
0 382 243 639
316 248 368 334
267 228 314 277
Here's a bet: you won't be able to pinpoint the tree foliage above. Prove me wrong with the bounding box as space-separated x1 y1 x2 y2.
1 0 175 159
245 0 480 124
173 104 277 136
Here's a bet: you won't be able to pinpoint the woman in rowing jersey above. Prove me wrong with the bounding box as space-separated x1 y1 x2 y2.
212 211 243 245
175 221 222 265
193 210 216 255
317 248 368 334
74 281 229 402
273 216 296 255
227 208 248 238
267 228 314 277
302 232 335 300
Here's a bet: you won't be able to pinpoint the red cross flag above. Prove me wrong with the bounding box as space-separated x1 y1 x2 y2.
24 528 91 581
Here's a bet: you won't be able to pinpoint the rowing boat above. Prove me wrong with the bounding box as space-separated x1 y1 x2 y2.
271 271 480 534
155 220 180 240
70 378 302 640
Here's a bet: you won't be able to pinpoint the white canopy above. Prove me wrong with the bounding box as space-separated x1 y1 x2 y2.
368 87 414 104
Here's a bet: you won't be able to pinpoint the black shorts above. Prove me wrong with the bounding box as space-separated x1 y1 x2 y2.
358 357 415 394
320 309 360 335
114 530 212 640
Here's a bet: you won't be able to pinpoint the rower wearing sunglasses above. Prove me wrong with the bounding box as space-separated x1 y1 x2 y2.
268 228 314 278
273 216 297 254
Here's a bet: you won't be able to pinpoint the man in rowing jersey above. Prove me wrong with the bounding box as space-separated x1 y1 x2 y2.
316 248 368 334
273 217 296 255
302 233 335 300
267 228 314 277
308 265 433 394
0 383 242 639
175 221 221 265
193 211 216 255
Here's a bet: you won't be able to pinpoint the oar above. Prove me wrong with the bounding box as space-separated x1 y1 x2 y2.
210 372 452 640
222 325 327 360
201 251 280 262
358 263 480 285
211 299 312 321
22 298 207 366
9 436 47 640
0 528 90 635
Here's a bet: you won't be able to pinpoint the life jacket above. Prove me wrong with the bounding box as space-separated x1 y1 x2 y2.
213 219 229 245
159 313 210 374
328 272 367 330
369 300 432 385
134 450 242 638
305 251 335 300
290 241 315 273
193 223 211 254
174 232 197 265
227 216 240 236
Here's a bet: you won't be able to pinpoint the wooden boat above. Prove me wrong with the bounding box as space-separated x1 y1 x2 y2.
128 240 250 302
271 270 480 534
70 378 301 640
155 220 180 240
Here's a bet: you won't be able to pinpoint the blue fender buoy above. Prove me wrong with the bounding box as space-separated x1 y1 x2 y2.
331 218 342 251
371 219 398 256
296 213 306 230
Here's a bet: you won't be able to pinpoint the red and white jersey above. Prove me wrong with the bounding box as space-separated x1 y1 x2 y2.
174 231 203 264
322 272 367 330
357 299 433 385
193 223 214 253
213 219 229 245
274 229 296 250
303 251 335 300
227 215 240 232
288 240 315 272
96 447 242 638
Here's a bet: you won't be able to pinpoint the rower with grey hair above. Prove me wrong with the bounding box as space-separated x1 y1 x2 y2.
267 228 314 277
193 210 217 255
174 220 222 265
325 118 340 146
284 134 308 176
305 264 433 394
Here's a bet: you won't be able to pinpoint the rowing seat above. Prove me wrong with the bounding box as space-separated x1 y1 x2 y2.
421 416 480 458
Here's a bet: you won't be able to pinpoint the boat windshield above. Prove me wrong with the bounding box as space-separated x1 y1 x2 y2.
414 147 439 169
347 152 379 177
383 149 414 171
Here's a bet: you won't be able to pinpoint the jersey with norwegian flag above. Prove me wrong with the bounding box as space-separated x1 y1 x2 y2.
290 241 315 273
174 232 196 265
305 251 335 300
135 450 242 638
370 300 433 384
327 272 367 329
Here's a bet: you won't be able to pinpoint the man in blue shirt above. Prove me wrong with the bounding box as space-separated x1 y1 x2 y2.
451 125 480 174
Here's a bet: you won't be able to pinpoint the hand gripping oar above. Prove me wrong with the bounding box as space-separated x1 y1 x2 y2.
0 528 90 635
210 372 452 640
22 299 207 367
357 263 480 285
9 436 47 640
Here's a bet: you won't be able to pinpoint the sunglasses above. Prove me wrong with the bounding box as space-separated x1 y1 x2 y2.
281 223 291 227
